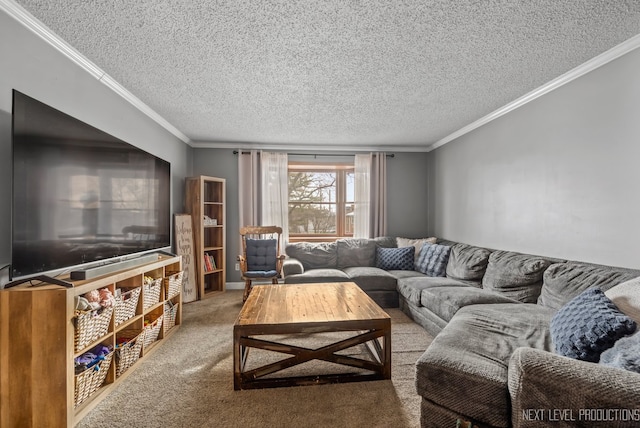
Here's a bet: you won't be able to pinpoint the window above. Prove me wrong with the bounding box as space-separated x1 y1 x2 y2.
288 163 354 241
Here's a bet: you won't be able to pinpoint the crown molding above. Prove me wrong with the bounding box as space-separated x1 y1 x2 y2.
428 33 640 152
189 140 431 153
1 0 191 144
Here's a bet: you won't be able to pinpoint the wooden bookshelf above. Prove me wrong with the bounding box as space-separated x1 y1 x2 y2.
185 175 226 298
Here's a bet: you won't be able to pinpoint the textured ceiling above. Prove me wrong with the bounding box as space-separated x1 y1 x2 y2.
12 1 640 151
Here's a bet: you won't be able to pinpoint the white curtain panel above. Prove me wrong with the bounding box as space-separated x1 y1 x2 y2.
260 151 289 243
354 153 371 239
238 149 261 228
371 152 388 237
354 152 388 238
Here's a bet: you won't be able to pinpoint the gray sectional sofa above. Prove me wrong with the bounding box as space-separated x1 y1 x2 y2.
282 237 640 428
283 236 425 308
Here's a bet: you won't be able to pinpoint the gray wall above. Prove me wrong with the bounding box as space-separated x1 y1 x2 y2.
0 11 192 271
192 149 431 282
429 46 640 269
387 152 430 238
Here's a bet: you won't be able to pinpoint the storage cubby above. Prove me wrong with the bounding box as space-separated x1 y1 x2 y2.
0 254 182 428
185 175 226 299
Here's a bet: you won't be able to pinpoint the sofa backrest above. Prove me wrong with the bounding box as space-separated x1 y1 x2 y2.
336 238 378 268
285 241 338 270
481 250 562 303
538 261 640 310
444 242 492 287
285 236 397 271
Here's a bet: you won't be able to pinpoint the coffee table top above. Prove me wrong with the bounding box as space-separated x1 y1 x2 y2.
235 282 390 327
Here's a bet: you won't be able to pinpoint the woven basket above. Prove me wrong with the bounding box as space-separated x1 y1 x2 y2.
143 278 162 310
142 316 163 350
163 271 183 300
115 332 143 377
164 302 178 334
74 350 114 408
74 307 114 353
114 287 141 326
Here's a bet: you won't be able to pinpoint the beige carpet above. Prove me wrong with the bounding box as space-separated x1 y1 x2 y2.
77 290 433 428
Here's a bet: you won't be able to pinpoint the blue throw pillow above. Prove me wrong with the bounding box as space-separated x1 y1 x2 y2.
416 243 451 277
376 246 414 271
550 287 636 362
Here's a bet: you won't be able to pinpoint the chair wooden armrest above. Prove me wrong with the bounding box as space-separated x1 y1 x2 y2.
237 255 247 273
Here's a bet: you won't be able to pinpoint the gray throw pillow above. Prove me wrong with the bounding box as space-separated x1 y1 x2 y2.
599 332 640 373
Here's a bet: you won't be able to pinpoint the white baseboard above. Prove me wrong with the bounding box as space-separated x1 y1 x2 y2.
225 282 244 290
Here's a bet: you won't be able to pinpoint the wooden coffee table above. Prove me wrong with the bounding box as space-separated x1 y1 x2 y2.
233 282 391 390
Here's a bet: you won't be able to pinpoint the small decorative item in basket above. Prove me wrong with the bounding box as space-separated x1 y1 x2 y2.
143 276 162 310
115 331 143 377
114 287 141 326
74 306 114 353
164 301 178 334
163 271 183 300
74 344 114 408
74 287 116 352
142 315 163 350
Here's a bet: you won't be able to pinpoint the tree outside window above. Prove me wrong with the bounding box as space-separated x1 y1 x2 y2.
288 163 354 241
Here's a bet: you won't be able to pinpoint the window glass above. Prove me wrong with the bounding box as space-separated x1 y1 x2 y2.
288 165 354 240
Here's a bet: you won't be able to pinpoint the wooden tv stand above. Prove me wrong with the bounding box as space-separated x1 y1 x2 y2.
0 254 182 428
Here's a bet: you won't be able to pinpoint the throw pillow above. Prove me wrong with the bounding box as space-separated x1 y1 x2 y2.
550 287 637 362
397 237 437 262
605 275 640 324
415 243 451 277
599 331 640 373
376 246 415 271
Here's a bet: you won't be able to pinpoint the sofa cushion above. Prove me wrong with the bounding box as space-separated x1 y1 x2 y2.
538 262 640 310
482 250 555 303
373 235 397 248
550 287 636 362
416 243 451 277
375 246 414 271
604 275 640 324
342 266 397 291
416 303 554 428
336 239 377 268
285 242 337 270
283 268 349 284
396 276 469 306
387 270 426 280
445 243 492 287
420 286 521 322
397 236 437 262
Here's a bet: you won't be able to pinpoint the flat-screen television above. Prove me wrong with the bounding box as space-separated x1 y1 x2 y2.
11 90 171 279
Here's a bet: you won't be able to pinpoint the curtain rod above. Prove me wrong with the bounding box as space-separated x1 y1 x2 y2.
232 151 394 158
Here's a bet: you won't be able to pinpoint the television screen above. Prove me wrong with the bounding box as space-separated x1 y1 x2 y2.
11 90 171 279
